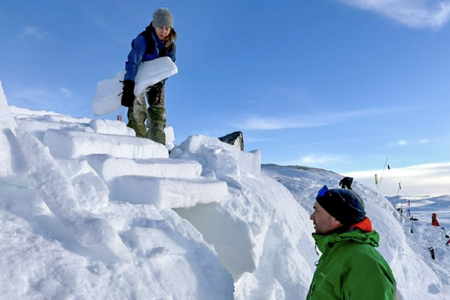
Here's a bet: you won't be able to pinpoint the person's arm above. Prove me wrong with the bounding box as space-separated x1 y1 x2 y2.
121 34 148 107
167 43 176 63
124 34 147 81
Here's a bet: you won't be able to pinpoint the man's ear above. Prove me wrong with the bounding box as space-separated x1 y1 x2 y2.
332 218 344 228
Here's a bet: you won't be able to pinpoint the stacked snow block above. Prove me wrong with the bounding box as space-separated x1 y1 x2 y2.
43 129 169 159
175 135 261 179
89 119 135 136
115 176 228 209
85 154 202 182
42 128 229 210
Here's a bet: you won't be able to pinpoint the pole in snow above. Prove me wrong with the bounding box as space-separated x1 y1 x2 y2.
442 227 450 239
429 247 435 260
376 158 388 200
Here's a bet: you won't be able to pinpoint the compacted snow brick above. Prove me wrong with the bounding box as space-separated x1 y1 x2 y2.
43 129 168 159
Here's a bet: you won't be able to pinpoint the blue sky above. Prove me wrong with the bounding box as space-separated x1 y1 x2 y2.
1 0 450 194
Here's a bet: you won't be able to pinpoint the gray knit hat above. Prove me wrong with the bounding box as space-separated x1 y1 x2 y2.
153 8 174 28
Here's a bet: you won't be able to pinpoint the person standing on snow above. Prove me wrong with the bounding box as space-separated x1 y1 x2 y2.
121 7 177 145
307 185 397 300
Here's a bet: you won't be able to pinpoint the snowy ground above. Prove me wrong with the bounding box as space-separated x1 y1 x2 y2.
1 79 450 299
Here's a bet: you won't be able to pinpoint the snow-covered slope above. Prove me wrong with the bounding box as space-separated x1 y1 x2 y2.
1 79 449 299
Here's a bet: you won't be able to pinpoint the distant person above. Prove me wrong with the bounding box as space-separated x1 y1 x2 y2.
121 7 177 144
339 176 353 189
431 213 440 227
307 185 396 300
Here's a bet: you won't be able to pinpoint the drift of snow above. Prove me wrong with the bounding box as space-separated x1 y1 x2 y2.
1 78 450 299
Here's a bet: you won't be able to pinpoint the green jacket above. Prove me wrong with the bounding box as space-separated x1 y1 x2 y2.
306 219 396 300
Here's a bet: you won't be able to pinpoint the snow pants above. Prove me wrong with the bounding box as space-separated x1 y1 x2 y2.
127 82 166 145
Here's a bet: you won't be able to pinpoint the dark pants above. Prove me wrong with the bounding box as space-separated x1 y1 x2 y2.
127 82 166 145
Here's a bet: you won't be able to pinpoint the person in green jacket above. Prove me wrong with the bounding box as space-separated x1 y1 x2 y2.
307 185 397 300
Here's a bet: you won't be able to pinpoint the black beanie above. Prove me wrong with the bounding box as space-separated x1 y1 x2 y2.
316 187 366 226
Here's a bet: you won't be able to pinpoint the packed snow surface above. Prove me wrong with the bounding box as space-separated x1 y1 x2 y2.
1 79 449 299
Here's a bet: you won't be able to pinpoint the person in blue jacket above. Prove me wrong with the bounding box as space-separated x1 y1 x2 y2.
121 7 177 144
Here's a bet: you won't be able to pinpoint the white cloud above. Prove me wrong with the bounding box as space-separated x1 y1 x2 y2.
336 0 450 29
23 27 48 39
241 108 391 130
418 139 430 144
280 153 345 168
300 154 341 165
388 139 431 147
59 87 73 98
346 162 450 196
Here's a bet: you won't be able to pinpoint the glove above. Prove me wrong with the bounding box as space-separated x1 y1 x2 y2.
121 80 135 108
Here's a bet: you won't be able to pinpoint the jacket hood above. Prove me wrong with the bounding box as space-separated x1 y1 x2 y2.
313 217 380 253
145 22 156 33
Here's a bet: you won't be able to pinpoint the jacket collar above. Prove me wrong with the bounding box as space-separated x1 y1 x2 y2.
146 22 166 46
313 217 379 253
350 217 373 232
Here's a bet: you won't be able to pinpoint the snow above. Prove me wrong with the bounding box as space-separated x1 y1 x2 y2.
1 77 450 299
43 129 169 160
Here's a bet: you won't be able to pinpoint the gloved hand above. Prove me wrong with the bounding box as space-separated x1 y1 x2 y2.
121 80 135 107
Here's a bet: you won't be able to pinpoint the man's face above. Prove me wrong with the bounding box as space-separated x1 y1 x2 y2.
310 201 342 234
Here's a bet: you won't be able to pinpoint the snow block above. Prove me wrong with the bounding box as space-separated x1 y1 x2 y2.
16 130 131 262
164 126 175 150
89 119 135 136
0 78 27 178
86 154 202 183
0 125 26 178
15 118 92 142
92 57 178 116
56 158 109 212
43 129 168 159
175 135 261 178
112 176 228 209
71 171 109 212
0 78 18 132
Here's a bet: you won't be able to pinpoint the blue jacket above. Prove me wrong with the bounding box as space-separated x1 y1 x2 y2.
124 24 176 81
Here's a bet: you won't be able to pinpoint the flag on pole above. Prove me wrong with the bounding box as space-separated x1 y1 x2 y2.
375 174 378 185
399 182 401 190
388 165 391 170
